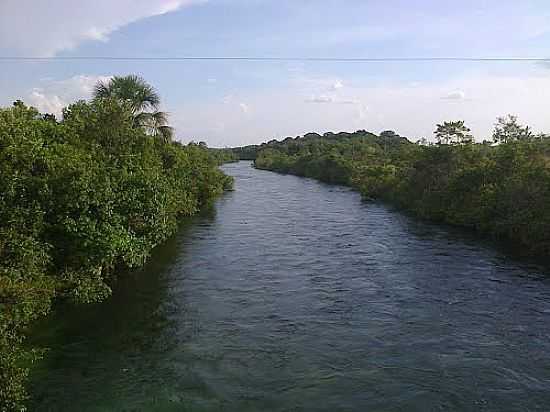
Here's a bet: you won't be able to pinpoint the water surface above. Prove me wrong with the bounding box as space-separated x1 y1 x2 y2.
31 161 550 411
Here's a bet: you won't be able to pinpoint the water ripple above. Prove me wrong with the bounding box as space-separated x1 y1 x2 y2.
31 161 550 412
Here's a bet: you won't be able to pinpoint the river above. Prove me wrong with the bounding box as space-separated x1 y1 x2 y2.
30 161 550 411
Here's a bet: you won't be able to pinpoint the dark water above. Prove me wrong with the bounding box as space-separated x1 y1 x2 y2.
31 161 550 411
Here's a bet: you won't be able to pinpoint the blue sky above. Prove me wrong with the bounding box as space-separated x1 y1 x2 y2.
2 0 550 146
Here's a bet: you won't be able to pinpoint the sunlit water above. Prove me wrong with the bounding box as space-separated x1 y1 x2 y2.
30 161 550 411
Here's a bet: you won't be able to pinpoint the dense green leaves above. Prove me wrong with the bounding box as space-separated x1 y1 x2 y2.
492 115 533 144
434 121 473 145
0 98 231 411
93 75 174 142
254 127 550 257
207 147 239 165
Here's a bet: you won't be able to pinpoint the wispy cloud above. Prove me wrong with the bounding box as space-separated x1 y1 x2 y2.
0 0 204 57
28 91 66 116
305 95 359 105
27 74 112 116
305 95 335 104
172 71 550 146
442 90 466 100
239 102 250 114
330 80 344 91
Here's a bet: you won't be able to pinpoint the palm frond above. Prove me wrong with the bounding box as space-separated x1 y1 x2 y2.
157 126 174 143
94 75 161 114
93 80 112 99
151 110 169 126
133 111 153 128
92 75 172 142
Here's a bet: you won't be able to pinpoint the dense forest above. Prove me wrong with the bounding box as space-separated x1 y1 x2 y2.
208 147 240 165
0 77 232 411
253 118 550 257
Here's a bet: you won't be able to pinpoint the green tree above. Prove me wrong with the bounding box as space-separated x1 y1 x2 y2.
0 93 232 411
434 121 473 145
492 114 532 144
93 75 174 142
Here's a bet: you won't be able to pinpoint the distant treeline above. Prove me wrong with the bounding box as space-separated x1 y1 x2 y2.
230 145 260 160
203 145 257 163
208 147 240 164
206 145 259 161
253 118 550 257
0 77 232 411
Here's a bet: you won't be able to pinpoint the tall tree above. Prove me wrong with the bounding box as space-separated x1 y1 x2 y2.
93 75 174 142
434 120 473 145
492 114 532 144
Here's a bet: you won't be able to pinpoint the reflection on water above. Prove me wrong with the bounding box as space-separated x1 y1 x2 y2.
30 161 550 411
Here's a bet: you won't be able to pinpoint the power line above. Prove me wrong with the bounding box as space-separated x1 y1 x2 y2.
0 56 549 62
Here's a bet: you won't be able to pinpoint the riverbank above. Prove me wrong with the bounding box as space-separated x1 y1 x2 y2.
0 99 232 411
27 161 550 411
253 130 550 258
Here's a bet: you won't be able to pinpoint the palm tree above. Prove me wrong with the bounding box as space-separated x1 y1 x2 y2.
93 75 173 142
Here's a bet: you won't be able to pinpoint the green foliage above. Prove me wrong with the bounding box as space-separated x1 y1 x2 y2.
434 120 473 145
207 147 240 165
0 97 231 411
253 124 550 257
93 75 173 142
230 145 260 160
255 130 407 184
492 115 533 144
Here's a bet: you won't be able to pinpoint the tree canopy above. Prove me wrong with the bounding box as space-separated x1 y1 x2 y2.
93 75 174 142
0 87 231 411
492 115 532 144
253 120 550 258
434 121 473 145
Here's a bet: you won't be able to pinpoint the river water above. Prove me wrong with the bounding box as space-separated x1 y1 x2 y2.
30 161 550 411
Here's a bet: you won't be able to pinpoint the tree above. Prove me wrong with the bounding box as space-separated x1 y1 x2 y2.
492 115 532 144
93 75 174 142
434 121 473 145
0 96 232 410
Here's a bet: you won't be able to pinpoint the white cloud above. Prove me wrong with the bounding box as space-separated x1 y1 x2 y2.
28 90 66 116
239 103 250 114
157 0 186 14
443 90 466 100
305 95 335 104
171 71 550 147
340 99 360 105
299 76 359 105
292 74 349 94
27 74 112 116
358 104 369 119
305 95 360 105
330 80 344 91
0 0 203 57
84 27 110 42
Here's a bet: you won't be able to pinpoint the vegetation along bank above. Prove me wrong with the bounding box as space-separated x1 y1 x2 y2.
252 117 550 257
0 75 232 411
